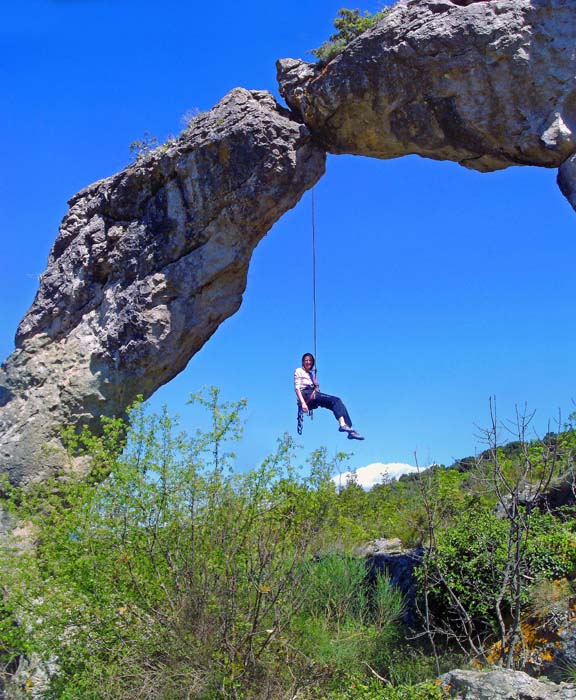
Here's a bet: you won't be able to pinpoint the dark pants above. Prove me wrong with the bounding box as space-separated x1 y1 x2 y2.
303 388 352 427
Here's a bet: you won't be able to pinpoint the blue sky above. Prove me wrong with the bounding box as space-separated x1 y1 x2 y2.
2 0 575 477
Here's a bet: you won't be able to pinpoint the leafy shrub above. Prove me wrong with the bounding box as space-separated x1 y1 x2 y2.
311 8 389 64
304 553 369 624
416 506 576 636
325 466 475 550
129 131 161 161
294 554 405 677
1 389 448 698
0 391 344 699
10 393 553 694
129 130 177 162
314 676 445 700
525 513 576 579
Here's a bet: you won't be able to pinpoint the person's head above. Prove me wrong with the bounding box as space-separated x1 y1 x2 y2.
301 353 315 371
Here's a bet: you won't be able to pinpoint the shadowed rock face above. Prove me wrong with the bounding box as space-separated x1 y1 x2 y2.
0 88 325 486
277 0 576 179
558 153 576 209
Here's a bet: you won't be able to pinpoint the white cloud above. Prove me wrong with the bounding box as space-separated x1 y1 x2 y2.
332 462 425 490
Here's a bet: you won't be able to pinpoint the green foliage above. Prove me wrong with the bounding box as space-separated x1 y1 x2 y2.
129 131 161 160
371 644 461 688
1 390 346 698
314 676 445 700
304 553 370 625
0 390 415 699
525 513 576 579
129 106 208 163
417 506 576 632
129 130 176 162
449 413 576 479
311 8 389 64
325 466 477 550
4 394 575 695
293 553 405 680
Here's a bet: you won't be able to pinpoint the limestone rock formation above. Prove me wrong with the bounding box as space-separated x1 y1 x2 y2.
277 0 576 196
0 88 325 486
441 669 576 700
3 0 576 486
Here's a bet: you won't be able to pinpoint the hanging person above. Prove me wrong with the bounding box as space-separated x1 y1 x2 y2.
294 352 364 440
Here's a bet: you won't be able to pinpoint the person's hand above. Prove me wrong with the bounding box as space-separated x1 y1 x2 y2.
301 403 309 413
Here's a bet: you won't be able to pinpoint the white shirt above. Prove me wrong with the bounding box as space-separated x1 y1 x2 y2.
294 367 317 392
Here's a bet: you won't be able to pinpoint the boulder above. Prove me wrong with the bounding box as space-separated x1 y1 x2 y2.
358 537 404 556
362 538 423 626
441 668 576 700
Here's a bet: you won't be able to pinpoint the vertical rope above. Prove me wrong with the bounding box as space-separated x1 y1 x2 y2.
311 188 318 373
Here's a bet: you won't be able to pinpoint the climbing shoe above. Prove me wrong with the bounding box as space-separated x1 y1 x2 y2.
339 425 353 433
347 430 364 440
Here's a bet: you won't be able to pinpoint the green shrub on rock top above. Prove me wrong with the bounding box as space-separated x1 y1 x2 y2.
311 8 389 64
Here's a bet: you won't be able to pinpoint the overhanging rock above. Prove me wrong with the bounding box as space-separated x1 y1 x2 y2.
277 0 576 204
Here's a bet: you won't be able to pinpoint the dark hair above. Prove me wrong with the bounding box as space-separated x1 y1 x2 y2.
301 352 315 369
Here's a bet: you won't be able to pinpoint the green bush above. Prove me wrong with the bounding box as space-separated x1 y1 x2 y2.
324 466 477 551
294 554 405 678
304 553 369 624
416 506 576 634
311 8 389 64
2 390 429 699
10 391 551 695
525 512 576 579
313 676 445 700
0 391 344 699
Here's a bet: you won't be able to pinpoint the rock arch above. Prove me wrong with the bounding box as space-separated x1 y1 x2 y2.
1 0 575 485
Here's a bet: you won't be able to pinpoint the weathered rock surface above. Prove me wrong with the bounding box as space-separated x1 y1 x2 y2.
277 0 576 193
0 88 325 486
441 669 576 700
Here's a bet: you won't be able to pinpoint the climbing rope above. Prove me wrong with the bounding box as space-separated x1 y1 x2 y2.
298 189 318 436
311 188 318 369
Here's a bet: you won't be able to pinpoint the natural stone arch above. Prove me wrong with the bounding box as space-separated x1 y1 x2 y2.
1 0 575 486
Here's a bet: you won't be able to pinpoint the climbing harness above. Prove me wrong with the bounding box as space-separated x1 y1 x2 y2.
297 189 319 435
297 378 318 435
